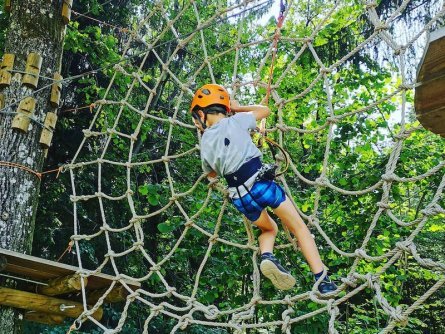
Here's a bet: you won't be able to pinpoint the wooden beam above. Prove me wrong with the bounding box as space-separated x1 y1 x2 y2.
0 256 7 272
416 27 445 137
87 285 128 304
24 312 65 325
417 27 445 82
0 248 140 291
416 106 445 136
0 287 103 321
37 274 87 296
415 75 445 113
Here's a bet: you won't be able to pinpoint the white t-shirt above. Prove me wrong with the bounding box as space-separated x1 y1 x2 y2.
200 112 262 198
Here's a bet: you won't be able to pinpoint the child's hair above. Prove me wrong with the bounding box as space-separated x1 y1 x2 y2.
201 104 227 115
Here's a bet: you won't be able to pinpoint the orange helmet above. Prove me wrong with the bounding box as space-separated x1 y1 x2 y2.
190 84 230 113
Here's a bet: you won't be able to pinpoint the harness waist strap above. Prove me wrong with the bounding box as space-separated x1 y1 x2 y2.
224 157 262 187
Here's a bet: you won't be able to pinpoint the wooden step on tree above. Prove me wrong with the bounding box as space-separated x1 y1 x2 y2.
0 248 140 325
415 26 445 137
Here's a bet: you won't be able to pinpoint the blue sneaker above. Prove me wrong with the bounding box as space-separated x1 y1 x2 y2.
317 277 337 294
260 253 296 290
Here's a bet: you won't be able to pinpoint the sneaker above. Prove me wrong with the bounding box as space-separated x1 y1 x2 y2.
317 277 337 294
260 254 296 290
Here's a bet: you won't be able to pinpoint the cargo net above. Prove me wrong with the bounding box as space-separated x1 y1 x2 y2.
67 1 445 333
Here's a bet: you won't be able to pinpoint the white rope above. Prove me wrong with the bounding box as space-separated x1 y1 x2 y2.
65 1 445 333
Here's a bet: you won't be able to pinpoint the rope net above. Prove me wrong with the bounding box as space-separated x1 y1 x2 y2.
66 0 445 333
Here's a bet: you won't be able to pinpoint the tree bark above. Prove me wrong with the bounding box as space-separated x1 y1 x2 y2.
0 1 66 332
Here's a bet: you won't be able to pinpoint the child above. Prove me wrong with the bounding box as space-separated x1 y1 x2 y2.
190 84 336 293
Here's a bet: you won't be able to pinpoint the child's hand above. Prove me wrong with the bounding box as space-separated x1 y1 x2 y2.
207 170 217 179
207 171 218 188
230 99 240 112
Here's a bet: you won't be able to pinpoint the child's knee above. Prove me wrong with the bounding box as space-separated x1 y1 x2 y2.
261 218 278 235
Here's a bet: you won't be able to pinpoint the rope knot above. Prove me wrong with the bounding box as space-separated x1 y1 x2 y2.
377 201 390 210
308 290 321 303
131 71 140 79
204 305 219 319
320 67 333 74
281 311 292 332
354 248 367 258
251 296 262 304
381 173 394 182
169 195 179 202
394 46 406 55
398 83 412 90
151 304 164 316
283 295 294 306
303 37 313 44
82 129 92 138
113 64 125 73
326 116 339 124
150 265 161 272
395 240 412 251
374 23 388 32
394 131 410 140
133 241 144 248
162 156 170 162
179 315 193 330
364 273 376 288
208 235 219 243
433 204 443 214
277 98 287 108
420 207 435 216
342 276 357 288
127 290 139 301
105 250 116 258
315 176 329 187
276 124 288 132
392 306 408 326
185 220 194 227
100 224 111 232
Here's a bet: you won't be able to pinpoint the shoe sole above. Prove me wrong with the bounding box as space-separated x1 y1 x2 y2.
260 260 296 290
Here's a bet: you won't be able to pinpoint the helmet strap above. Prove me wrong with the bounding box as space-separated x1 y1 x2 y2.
192 110 207 130
203 112 208 129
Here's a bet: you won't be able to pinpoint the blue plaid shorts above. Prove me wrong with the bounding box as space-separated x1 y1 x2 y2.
232 179 286 222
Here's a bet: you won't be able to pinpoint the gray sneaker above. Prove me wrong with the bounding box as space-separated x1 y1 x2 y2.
260 254 296 290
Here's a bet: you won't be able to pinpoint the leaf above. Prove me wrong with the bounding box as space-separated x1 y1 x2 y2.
157 222 174 233
148 193 159 206
138 185 148 195
429 224 445 232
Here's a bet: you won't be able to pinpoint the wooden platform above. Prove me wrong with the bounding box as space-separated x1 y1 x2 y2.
415 27 445 137
0 248 140 291
0 248 141 325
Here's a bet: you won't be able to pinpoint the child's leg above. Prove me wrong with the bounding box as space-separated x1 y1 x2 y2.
253 209 296 290
252 209 278 254
272 196 324 274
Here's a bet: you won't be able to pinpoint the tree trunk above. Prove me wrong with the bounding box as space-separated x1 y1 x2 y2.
0 1 66 332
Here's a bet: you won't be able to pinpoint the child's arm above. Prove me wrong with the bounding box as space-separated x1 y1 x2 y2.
230 100 270 121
